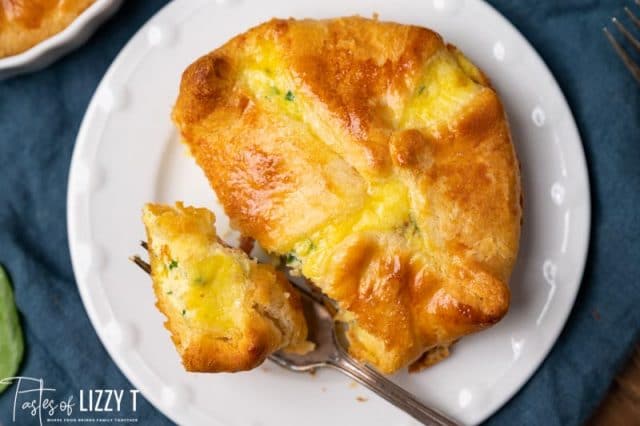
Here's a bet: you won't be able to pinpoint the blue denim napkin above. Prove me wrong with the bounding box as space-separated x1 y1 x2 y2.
0 1 638 425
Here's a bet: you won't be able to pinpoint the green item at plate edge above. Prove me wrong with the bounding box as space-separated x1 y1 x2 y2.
0 265 24 394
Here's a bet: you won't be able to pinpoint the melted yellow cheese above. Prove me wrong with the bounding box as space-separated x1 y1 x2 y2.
292 179 412 280
399 52 481 131
242 43 304 120
146 203 250 333
242 68 302 120
156 249 247 332
238 43 482 284
183 253 245 329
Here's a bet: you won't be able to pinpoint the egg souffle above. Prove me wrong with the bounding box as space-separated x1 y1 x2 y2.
0 0 95 58
142 16 522 374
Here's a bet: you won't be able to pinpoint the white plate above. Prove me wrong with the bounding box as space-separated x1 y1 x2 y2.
67 0 591 424
0 0 122 80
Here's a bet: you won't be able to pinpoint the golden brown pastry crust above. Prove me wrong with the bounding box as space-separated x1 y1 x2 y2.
172 17 522 373
143 203 311 373
408 343 452 373
0 0 95 58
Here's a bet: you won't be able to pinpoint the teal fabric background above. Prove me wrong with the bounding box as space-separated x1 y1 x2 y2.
0 1 638 424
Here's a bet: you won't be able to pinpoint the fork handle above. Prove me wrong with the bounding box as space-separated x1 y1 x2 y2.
330 355 459 426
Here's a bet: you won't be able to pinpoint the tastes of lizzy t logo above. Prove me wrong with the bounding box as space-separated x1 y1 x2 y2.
0 377 140 425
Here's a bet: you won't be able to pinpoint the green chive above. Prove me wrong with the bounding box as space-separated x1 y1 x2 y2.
285 90 295 101
285 252 299 265
305 239 315 254
0 266 24 394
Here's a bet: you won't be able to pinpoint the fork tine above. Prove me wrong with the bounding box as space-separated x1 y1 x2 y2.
603 27 640 83
625 6 640 29
283 278 331 310
612 17 640 51
130 255 151 274
140 240 148 250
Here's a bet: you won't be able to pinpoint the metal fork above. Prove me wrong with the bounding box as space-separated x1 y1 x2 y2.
131 243 458 426
603 0 640 83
